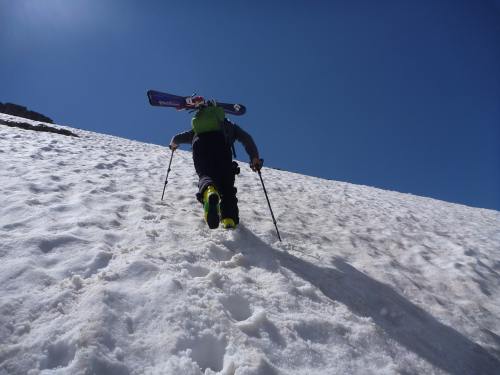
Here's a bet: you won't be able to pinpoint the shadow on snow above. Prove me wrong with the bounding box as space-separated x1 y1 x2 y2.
225 227 499 375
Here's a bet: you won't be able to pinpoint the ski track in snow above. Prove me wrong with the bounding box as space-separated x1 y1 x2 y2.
0 113 499 375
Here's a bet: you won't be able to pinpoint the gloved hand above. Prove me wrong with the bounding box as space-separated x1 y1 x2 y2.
169 142 178 151
250 157 263 172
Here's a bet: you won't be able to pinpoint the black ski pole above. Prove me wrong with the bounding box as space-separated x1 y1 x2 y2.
161 149 175 200
257 165 282 242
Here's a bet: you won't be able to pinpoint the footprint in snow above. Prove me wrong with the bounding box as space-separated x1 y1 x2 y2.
94 162 113 170
40 339 77 370
28 183 46 194
293 320 338 344
181 263 210 278
175 334 227 373
2 221 27 231
142 203 156 213
221 294 286 345
207 243 233 261
82 251 113 278
146 230 159 240
221 295 252 322
36 235 87 254
102 180 118 193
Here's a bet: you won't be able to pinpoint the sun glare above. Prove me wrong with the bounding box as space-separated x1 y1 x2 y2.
17 0 105 30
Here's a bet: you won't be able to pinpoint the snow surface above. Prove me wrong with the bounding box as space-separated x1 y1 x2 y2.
1 112 499 375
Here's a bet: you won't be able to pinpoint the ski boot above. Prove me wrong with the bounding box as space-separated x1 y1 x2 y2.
221 218 237 229
203 185 220 229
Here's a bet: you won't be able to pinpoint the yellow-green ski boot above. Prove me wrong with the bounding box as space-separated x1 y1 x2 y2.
203 185 220 229
221 218 237 229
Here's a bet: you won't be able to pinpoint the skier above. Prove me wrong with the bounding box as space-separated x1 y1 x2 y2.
169 101 262 229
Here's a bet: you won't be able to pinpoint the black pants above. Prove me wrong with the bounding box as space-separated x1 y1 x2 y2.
192 132 239 224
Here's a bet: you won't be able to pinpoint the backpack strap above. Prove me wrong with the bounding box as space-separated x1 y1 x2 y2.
222 118 237 158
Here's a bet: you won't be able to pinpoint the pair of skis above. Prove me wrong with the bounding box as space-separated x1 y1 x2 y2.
147 90 246 116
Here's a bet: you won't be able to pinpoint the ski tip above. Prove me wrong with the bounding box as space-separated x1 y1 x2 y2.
223 103 246 116
146 90 157 105
234 104 246 115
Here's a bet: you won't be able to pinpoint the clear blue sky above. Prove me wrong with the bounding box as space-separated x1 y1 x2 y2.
1 0 499 211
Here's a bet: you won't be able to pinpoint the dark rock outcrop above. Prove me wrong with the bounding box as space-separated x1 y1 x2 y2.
0 118 78 137
0 102 54 123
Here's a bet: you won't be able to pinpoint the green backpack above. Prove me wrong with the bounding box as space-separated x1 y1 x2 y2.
191 106 225 134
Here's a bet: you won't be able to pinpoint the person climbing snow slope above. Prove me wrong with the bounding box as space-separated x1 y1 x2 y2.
169 101 262 229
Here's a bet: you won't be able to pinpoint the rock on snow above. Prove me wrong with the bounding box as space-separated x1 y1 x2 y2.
0 113 499 375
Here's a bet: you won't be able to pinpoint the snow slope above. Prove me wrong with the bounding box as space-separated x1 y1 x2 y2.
1 112 499 375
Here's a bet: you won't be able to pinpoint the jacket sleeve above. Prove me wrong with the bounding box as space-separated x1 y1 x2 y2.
171 130 194 146
233 124 259 160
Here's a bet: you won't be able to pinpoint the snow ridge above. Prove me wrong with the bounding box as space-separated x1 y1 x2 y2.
1 113 499 374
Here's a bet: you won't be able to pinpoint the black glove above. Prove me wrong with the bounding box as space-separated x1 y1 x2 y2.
250 158 263 172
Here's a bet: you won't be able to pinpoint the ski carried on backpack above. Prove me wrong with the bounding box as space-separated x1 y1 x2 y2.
147 90 246 116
